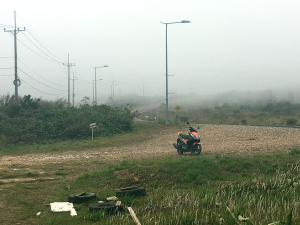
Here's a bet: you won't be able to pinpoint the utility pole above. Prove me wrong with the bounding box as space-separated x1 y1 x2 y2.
4 11 25 102
63 54 75 107
93 80 95 106
111 80 117 103
110 84 113 105
71 72 77 107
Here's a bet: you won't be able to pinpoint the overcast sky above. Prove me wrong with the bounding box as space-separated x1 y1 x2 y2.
1 0 300 104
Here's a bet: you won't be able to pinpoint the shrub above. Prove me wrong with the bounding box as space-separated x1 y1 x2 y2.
286 118 298 126
179 116 189 122
241 119 247 125
0 95 135 146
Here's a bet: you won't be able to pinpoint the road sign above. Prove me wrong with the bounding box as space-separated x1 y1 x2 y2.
90 123 96 140
175 105 181 111
13 78 21 87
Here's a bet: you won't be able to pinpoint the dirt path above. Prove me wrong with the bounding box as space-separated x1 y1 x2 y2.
1 124 300 168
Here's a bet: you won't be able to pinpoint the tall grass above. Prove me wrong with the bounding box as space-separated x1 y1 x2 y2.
36 149 300 224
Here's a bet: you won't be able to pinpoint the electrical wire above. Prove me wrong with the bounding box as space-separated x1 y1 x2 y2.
63 64 67 76
0 24 14 28
17 38 64 64
19 77 66 96
18 67 68 91
21 32 64 64
26 30 67 64
18 58 67 87
77 78 93 84
0 74 14 76
0 67 14 69
16 13 67 64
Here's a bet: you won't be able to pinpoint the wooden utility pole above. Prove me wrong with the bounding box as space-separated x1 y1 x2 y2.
4 11 25 102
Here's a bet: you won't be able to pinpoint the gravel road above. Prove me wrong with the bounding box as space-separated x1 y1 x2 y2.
1 124 300 167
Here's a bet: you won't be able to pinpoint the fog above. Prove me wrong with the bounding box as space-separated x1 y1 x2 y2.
1 1 300 105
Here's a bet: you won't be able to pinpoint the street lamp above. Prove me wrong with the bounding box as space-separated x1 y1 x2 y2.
94 65 109 105
160 20 190 124
93 79 102 106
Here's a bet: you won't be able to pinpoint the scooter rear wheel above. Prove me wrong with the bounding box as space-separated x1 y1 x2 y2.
177 141 183 155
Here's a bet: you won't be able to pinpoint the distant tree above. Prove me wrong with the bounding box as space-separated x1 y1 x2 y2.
80 96 90 105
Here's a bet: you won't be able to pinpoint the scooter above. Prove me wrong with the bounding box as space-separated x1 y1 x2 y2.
173 122 202 156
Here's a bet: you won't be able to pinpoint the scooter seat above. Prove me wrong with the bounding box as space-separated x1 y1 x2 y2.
179 133 189 139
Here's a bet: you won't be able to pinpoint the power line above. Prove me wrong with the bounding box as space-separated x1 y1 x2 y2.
18 67 68 91
0 67 14 69
19 77 66 96
18 58 67 87
26 30 67 64
0 74 14 76
17 38 63 64
0 24 14 28
21 32 64 64
77 78 93 84
16 13 67 64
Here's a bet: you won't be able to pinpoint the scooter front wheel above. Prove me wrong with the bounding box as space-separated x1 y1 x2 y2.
191 144 202 156
177 141 183 155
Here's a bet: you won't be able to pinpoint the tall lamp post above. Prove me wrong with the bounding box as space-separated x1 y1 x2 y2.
94 65 109 105
160 20 190 124
93 79 102 106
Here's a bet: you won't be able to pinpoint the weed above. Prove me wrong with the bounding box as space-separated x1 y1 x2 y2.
55 171 67 176
25 172 38 177
289 148 300 155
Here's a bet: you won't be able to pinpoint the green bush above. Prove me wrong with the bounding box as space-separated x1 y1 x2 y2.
0 95 136 146
179 116 189 122
286 118 298 126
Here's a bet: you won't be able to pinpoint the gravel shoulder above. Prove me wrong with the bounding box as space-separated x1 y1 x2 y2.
1 124 300 168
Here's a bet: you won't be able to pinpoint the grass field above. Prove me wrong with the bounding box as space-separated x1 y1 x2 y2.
1 144 300 224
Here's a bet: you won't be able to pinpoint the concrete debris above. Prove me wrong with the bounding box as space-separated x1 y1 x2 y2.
50 202 77 216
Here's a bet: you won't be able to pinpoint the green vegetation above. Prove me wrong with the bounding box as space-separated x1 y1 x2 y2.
142 100 300 126
28 149 300 224
0 94 136 147
0 122 162 156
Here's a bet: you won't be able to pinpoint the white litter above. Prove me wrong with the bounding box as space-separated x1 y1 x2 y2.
50 202 77 216
36 212 41 216
106 196 118 201
70 208 77 216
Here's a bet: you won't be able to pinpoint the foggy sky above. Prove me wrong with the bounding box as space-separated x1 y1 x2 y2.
1 0 300 104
